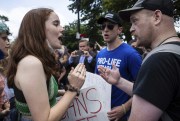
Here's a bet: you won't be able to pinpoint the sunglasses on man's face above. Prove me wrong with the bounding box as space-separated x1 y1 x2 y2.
101 23 115 30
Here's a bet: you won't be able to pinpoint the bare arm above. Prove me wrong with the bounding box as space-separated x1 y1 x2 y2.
16 55 86 121
129 95 163 121
58 66 66 84
95 41 103 50
115 77 133 96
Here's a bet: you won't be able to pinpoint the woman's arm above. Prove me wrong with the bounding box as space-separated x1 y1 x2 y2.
15 55 86 121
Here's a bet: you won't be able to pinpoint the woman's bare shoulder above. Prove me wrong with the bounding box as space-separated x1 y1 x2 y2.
18 55 43 68
16 55 45 76
15 55 46 90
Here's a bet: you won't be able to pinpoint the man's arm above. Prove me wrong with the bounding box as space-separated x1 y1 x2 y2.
129 95 163 121
115 77 133 96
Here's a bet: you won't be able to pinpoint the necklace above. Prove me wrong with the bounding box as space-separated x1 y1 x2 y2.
158 35 179 47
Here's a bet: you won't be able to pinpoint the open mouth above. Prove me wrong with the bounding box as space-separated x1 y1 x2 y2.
58 36 62 40
104 34 109 39
104 33 109 37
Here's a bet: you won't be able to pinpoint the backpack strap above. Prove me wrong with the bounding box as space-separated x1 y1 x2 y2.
142 44 180 64
161 112 173 121
142 43 180 121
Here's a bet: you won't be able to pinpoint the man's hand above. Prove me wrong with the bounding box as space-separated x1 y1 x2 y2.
3 101 10 110
0 101 10 118
107 106 125 121
83 51 90 57
98 64 121 85
70 50 79 57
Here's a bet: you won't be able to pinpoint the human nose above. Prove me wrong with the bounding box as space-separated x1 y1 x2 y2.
103 25 109 32
60 25 64 32
104 26 108 31
130 25 135 35
6 40 10 45
5 39 10 46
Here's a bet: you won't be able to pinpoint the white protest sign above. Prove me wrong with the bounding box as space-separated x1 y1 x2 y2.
82 72 111 111
61 72 111 121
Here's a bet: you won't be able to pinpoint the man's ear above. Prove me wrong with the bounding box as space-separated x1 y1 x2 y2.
153 10 162 25
118 27 123 35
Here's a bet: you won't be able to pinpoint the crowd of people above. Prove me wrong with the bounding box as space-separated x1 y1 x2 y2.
0 0 179 121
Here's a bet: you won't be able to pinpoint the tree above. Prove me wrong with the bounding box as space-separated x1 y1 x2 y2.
68 0 104 44
0 15 9 22
67 0 180 43
174 0 180 21
62 21 99 52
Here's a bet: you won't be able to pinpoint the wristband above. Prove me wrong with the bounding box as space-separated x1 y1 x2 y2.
65 85 80 96
122 104 126 114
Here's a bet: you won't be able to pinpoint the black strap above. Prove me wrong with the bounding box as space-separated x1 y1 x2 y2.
143 44 180 64
142 43 180 121
161 112 173 121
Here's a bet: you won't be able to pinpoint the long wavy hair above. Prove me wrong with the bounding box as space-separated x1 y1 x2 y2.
6 8 59 88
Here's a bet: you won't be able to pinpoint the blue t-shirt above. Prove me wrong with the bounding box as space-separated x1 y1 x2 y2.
95 43 142 108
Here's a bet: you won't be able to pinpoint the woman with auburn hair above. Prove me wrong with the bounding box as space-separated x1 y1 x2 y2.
6 8 86 121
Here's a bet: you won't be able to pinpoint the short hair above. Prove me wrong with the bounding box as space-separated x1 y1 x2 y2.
79 39 89 46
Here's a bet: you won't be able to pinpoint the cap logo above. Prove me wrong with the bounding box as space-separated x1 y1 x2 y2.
105 14 114 18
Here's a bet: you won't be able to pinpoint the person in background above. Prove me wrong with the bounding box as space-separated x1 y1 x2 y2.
95 41 106 51
98 0 180 120
0 69 10 121
54 46 70 89
128 38 151 59
0 22 11 120
128 39 144 55
54 49 67 89
6 8 86 121
96 13 142 121
57 45 69 65
89 41 98 55
0 22 10 60
68 39 96 73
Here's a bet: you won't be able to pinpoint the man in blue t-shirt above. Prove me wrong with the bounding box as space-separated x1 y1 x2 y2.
95 13 142 121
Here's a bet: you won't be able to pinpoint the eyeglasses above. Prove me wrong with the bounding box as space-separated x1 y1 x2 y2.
0 36 9 41
101 23 115 30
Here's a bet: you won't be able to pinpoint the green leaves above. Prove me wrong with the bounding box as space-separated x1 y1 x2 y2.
64 0 180 49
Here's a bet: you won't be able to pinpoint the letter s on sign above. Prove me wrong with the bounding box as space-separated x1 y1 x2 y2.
86 88 102 114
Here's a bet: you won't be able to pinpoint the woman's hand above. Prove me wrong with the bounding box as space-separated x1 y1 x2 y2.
68 63 86 89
